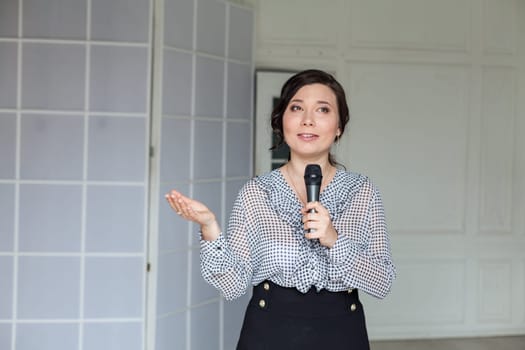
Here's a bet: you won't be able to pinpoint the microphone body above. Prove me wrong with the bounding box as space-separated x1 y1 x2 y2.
304 164 322 214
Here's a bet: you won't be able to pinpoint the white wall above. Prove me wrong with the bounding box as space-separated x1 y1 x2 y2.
251 0 525 340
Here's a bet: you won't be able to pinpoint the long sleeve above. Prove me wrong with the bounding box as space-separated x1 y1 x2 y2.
326 183 396 299
200 187 254 300
198 169 395 300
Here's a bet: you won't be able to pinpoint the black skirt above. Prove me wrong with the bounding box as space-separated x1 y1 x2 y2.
236 280 370 350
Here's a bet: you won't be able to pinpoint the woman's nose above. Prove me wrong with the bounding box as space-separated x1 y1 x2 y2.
301 111 314 126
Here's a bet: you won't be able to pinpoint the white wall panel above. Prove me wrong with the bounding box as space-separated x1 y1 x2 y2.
350 0 469 51
253 0 525 341
363 260 466 327
346 63 469 234
478 261 512 322
479 67 516 233
482 0 517 55
257 0 339 47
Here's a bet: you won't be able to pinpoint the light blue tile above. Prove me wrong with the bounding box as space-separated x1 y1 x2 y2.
226 122 251 177
156 251 188 315
22 43 85 110
0 0 18 37
0 324 11 349
23 0 86 39
0 113 16 179
227 62 252 120
164 0 193 50
86 185 145 252
196 0 225 56
192 181 222 217
190 302 220 349
195 56 224 118
90 45 148 113
190 248 218 303
162 50 193 116
225 179 246 220
155 312 186 350
193 120 223 180
17 257 80 319
87 115 147 181
84 257 143 318
0 184 15 252
83 322 142 350
159 183 190 252
20 114 84 180
0 257 13 318
91 0 149 42
16 323 78 350
0 43 17 108
191 181 222 246
18 184 82 252
223 292 250 350
228 6 253 62
160 118 191 183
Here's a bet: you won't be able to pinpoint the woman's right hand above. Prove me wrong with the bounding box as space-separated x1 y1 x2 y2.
165 190 221 241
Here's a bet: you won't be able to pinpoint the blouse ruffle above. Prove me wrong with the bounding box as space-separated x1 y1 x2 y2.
253 169 367 292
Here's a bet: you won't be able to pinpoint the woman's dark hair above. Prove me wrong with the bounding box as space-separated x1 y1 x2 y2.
270 69 350 167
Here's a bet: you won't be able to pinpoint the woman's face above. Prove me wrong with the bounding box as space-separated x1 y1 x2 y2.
282 83 341 161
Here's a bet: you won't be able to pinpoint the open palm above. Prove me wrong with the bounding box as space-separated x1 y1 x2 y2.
165 190 221 241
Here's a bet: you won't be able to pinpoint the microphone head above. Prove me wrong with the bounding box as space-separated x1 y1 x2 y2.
304 164 322 186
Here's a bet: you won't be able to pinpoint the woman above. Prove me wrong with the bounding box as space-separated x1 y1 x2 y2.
166 69 395 349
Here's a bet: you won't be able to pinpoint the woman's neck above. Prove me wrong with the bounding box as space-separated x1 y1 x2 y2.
285 158 333 179
283 157 336 201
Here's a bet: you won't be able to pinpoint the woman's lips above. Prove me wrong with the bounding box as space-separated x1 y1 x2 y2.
297 133 319 141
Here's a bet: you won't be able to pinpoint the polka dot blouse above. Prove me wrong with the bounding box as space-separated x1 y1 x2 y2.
200 168 396 301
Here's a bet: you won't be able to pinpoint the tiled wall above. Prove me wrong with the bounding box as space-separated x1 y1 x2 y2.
0 0 152 349
0 0 254 349
154 1 254 350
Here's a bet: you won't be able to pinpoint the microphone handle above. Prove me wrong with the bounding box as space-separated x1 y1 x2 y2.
305 184 320 214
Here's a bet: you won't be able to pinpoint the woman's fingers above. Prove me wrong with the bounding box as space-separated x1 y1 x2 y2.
301 202 337 247
165 191 192 218
165 190 215 227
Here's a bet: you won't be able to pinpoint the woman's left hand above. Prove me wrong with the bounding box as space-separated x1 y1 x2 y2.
302 202 338 248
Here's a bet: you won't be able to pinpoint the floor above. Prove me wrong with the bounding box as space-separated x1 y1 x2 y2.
370 335 525 350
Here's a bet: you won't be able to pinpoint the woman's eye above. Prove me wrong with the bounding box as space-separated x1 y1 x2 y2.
290 105 302 111
318 106 330 113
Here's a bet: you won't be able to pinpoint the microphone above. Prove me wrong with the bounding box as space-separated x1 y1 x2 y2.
304 164 322 214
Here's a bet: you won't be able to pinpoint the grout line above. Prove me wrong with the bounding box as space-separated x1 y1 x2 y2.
78 0 92 347
143 0 158 347
163 44 251 65
186 1 199 348
0 108 17 113
4 252 145 257
0 180 147 186
11 0 23 348
142 8 153 342
10 110 148 117
10 318 144 324
219 5 231 349
14 37 150 48
168 115 249 122
0 176 251 185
